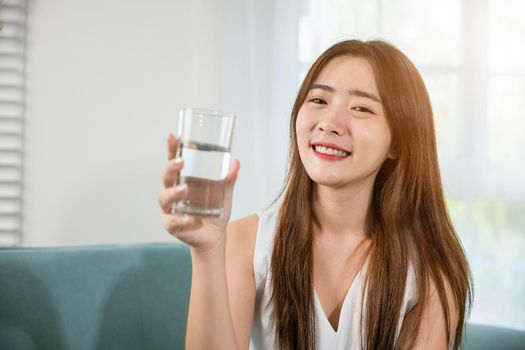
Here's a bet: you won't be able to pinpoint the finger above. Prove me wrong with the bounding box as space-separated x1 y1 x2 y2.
226 159 240 184
161 157 184 188
177 215 204 236
167 133 179 160
161 213 195 236
158 183 188 213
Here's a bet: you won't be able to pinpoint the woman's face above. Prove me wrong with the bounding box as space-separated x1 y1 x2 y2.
296 55 393 189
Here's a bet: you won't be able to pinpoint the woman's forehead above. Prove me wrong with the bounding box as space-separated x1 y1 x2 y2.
314 56 378 95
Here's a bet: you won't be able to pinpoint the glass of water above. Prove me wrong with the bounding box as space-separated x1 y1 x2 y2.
172 108 236 217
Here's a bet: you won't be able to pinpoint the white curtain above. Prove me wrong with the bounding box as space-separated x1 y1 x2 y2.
289 0 525 331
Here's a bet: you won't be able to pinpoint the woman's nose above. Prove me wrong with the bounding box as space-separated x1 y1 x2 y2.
317 107 346 135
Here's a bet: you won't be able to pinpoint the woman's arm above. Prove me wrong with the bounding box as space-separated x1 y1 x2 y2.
159 135 256 349
396 277 459 350
185 215 257 350
225 215 258 349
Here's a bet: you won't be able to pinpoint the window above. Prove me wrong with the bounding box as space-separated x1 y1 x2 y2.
298 0 525 329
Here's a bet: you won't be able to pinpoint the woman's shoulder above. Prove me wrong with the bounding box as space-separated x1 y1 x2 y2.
227 201 276 244
229 200 281 238
226 201 282 274
229 214 259 237
224 215 260 287
227 214 260 254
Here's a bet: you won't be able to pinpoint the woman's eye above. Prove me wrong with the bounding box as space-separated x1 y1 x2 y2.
353 106 372 114
309 98 327 105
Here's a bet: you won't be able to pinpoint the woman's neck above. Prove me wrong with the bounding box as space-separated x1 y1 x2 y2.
312 179 374 242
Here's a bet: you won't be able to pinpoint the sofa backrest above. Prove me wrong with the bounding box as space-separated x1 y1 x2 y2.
0 243 191 350
461 324 525 350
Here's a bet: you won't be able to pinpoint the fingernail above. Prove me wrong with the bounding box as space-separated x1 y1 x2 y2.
174 157 183 165
173 183 188 194
182 214 190 224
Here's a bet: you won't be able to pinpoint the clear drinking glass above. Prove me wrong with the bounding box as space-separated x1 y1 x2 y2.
171 108 236 217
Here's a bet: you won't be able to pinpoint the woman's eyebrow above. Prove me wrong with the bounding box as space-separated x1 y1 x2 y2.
310 83 381 104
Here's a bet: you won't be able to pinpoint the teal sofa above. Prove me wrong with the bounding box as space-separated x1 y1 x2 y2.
0 243 524 349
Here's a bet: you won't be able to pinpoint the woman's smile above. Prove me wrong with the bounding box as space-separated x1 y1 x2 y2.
311 144 351 161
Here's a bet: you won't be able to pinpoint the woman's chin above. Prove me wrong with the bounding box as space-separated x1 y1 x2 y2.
310 176 346 188
306 167 348 184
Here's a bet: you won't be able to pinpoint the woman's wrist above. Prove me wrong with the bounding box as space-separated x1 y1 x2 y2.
190 234 227 261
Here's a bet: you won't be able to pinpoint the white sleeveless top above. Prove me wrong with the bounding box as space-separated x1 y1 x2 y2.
249 201 419 350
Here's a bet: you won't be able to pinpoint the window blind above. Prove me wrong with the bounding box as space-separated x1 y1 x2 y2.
0 0 26 246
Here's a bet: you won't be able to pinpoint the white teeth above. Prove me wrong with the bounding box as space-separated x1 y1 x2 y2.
314 145 349 157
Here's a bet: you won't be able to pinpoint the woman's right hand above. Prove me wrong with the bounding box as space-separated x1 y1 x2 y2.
158 133 241 254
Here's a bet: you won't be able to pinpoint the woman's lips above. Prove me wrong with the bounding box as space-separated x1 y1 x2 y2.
311 145 350 161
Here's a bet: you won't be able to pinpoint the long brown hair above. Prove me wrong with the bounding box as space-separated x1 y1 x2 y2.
268 39 473 349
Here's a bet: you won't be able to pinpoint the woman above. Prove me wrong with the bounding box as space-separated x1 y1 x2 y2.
158 39 472 349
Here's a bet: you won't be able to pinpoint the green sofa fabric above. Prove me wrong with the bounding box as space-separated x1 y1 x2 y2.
0 244 191 350
462 324 525 350
1 243 524 350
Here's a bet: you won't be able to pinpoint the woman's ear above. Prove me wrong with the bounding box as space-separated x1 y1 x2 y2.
387 143 398 160
387 148 397 160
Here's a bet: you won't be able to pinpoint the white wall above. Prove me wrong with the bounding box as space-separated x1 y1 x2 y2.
23 0 298 246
